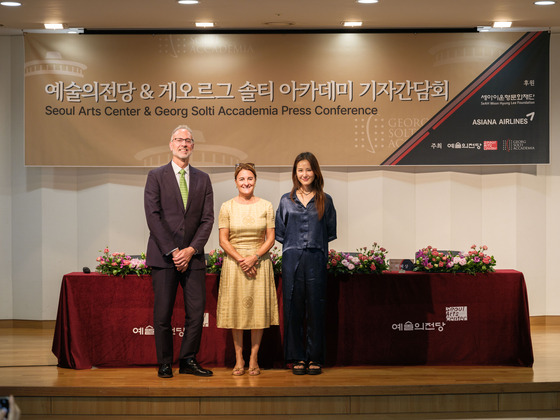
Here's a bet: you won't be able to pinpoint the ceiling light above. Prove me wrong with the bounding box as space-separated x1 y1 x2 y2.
477 26 492 32
177 0 199 4
534 0 555 4
195 22 214 28
44 23 65 30
1 1 22 5
264 21 295 27
343 21 363 27
356 0 378 3
493 21 512 28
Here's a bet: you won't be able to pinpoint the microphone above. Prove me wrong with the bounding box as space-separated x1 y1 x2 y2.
82 267 91 274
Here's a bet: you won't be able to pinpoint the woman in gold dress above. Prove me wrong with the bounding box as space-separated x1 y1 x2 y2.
216 163 279 376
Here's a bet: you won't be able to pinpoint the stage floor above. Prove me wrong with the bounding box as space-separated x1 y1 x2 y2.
1 318 559 419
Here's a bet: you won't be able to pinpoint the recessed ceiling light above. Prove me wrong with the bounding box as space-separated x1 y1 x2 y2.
1 1 22 6
343 21 363 27
195 22 214 28
44 23 65 30
534 0 555 4
264 21 295 27
493 21 512 28
177 0 199 4
356 0 378 3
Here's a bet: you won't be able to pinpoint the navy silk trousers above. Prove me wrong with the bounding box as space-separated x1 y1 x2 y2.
282 248 327 364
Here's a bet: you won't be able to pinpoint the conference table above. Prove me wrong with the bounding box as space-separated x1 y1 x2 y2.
52 270 534 369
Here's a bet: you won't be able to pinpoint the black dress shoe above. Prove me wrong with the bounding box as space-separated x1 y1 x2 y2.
179 358 213 377
158 363 173 378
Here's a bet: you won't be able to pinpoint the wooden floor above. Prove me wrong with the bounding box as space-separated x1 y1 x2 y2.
1 318 559 419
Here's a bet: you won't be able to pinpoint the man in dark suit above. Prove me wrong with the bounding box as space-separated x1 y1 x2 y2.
144 125 214 378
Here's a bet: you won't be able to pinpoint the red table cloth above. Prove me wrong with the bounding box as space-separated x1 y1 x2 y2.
52 270 533 369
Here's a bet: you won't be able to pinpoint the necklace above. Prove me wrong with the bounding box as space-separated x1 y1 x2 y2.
299 188 313 196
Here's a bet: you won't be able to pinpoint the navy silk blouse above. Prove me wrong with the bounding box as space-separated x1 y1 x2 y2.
275 192 337 256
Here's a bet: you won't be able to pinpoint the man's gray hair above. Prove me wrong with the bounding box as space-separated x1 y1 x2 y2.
170 125 194 142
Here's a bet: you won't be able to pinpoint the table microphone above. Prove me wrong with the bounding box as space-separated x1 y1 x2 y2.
82 267 91 274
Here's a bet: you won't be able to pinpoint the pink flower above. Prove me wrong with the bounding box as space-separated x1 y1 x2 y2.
483 245 488 250
104 248 109 253
483 257 490 264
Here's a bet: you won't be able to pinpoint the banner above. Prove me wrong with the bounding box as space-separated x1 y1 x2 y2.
24 32 549 167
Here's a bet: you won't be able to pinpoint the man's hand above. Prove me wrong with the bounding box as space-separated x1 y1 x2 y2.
172 247 195 273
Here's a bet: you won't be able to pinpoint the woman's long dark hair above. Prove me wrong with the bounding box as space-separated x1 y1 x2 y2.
290 152 326 220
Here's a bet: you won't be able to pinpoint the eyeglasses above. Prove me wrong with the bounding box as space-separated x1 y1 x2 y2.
235 162 255 168
173 138 194 145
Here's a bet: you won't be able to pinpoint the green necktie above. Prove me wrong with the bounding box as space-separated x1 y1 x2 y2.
179 168 188 209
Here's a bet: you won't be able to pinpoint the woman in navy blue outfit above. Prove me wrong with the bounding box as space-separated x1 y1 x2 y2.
275 152 337 375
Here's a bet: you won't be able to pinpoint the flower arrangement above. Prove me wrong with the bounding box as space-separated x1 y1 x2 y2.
462 244 497 274
413 246 455 273
95 247 151 277
206 248 225 274
269 246 283 276
414 245 496 274
327 243 389 275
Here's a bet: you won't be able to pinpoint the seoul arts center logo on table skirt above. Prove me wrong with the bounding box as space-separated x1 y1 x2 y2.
391 306 468 332
446 306 468 321
132 314 210 337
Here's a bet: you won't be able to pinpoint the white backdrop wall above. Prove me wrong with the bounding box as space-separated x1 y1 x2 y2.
1 33 559 320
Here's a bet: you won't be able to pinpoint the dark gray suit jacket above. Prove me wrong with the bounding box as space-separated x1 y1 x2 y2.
144 162 214 270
